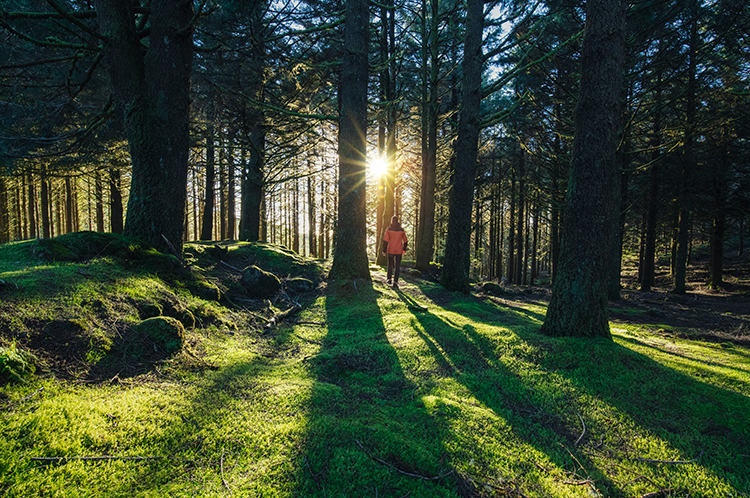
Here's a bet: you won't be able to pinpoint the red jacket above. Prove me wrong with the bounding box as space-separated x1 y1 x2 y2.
383 226 408 255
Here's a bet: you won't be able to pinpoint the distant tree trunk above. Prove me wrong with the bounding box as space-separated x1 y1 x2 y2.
440 0 483 292
227 148 236 239
64 177 73 235
293 176 300 253
708 146 729 288
507 168 516 282
110 168 124 234
0 177 8 243
415 0 439 274
673 17 697 294
641 70 663 292
27 170 37 239
95 171 105 232
329 0 370 280
308 174 317 257
201 106 216 240
220 147 228 240
541 0 625 338
94 0 193 253
40 165 51 239
515 152 526 284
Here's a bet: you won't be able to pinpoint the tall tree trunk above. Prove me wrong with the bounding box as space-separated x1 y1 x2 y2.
708 146 729 288
440 0 484 292
329 0 370 280
515 152 526 284
415 0 439 274
308 174 317 257
507 168 516 282
94 0 193 253
110 168 124 234
641 71 662 292
0 176 8 243
673 17 698 294
201 104 216 240
27 170 36 239
220 147 228 240
40 165 51 239
64 177 73 235
227 147 236 240
541 0 625 338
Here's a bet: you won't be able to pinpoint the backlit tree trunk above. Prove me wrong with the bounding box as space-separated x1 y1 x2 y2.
541 0 625 338
94 0 193 253
329 0 370 280
440 0 484 292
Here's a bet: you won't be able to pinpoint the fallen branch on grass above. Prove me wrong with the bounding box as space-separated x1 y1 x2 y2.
30 455 194 465
574 413 586 446
356 440 453 481
265 304 302 329
631 453 702 465
220 447 232 494
220 260 243 273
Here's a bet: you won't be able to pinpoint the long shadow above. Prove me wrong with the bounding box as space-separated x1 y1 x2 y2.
403 286 623 495
415 282 750 495
294 280 458 497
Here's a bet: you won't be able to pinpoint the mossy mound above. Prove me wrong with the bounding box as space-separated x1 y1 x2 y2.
286 277 315 294
135 317 185 355
481 282 506 296
242 265 282 298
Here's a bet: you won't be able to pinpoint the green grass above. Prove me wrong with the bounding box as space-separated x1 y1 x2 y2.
1 237 749 497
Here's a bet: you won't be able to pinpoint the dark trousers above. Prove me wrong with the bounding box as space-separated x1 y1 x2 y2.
387 253 402 282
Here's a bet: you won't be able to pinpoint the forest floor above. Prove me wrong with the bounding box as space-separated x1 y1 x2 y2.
1 233 749 497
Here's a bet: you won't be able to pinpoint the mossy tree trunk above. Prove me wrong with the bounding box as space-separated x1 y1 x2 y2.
440 0 484 293
329 0 370 280
94 0 193 253
541 0 626 338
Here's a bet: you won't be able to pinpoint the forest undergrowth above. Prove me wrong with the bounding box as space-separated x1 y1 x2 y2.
0 234 749 497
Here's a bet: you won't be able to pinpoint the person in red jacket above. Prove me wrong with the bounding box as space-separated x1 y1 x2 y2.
382 215 408 287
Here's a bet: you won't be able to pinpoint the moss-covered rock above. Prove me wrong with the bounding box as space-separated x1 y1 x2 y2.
241 265 281 298
286 277 315 294
135 317 185 355
481 282 505 296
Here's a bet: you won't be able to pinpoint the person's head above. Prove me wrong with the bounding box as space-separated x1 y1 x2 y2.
391 215 400 226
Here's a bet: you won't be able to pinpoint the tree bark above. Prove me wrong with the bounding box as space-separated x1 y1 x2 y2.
541 0 625 338
110 168 124 234
440 0 484 292
94 0 193 253
329 0 371 280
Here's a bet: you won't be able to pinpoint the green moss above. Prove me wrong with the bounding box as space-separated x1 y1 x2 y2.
135 316 185 355
0 340 37 384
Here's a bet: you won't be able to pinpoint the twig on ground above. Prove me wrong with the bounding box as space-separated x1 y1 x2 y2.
356 440 453 481
292 332 323 345
160 234 187 266
30 455 194 464
574 413 586 446
296 321 327 326
562 479 594 486
1 387 45 409
353 280 364 301
265 304 302 329
220 260 243 273
638 489 675 498
220 447 232 493
631 451 702 465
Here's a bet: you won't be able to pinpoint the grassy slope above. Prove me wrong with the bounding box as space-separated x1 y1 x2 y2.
1 237 749 497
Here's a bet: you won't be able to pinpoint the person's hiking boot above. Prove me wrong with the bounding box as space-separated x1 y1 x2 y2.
392 281 399 289
387 279 392 285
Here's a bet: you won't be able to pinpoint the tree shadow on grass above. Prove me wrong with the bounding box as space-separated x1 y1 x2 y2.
402 287 622 495
294 280 459 497
414 282 750 496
